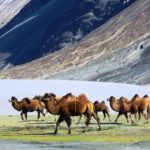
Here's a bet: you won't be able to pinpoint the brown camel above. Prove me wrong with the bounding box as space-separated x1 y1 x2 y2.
107 96 129 123
77 100 111 124
94 101 111 122
108 94 149 124
118 94 140 124
9 96 46 120
138 95 150 123
119 94 150 124
42 93 101 134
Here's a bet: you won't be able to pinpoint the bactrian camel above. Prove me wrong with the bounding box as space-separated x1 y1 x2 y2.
9 96 46 120
42 93 101 134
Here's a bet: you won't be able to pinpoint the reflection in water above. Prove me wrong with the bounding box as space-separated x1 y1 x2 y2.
0 140 150 150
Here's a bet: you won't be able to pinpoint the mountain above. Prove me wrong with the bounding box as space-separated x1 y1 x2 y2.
0 0 149 85
0 0 136 68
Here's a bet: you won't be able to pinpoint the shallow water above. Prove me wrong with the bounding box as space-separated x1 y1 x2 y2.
0 140 150 150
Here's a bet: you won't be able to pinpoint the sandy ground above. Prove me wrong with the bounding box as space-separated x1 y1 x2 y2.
0 140 150 150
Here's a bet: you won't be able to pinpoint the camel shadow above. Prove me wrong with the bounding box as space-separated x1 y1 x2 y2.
28 122 55 125
24 132 55 136
90 122 123 125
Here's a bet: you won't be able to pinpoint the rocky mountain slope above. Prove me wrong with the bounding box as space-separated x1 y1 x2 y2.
0 0 149 85
0 0 135 68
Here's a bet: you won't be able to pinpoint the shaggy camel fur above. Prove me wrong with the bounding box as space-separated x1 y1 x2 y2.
107 96 129 123
9 96 46 120
42 93 101 134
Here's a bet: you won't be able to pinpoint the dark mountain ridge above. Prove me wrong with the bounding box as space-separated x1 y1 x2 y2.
0 0 136 67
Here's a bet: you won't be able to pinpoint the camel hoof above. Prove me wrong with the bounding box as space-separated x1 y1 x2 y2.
53 131 58 135
82 130 86 133
144 121 148 124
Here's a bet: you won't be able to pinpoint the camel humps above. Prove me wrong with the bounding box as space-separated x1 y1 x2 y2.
42 93 101 134
9 96 46 120
107 94 150 124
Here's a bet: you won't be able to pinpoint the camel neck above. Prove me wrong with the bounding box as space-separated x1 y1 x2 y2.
45 101 59 115
110 100 119 112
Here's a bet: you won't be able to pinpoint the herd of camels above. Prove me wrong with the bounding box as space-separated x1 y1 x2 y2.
9 93 150 135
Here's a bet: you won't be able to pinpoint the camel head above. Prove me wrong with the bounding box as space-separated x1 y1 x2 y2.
107 96 116 102
94 101 99 105
42 93 56 104
8 96 18 103
43 93 56 99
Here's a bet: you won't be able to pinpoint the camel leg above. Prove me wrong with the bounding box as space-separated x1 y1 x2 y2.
134 113 138 124
146 109 150 124
20 112 24 120
129 113 134 124
65 117 72 134
138 111 142 121
54 121 61 135
77 115 82 124
103 111 106 121
115 112 122 123
41 110 46 120
54 115 57 122
92 112 101 131
106 111 111 122
139 111 147 123
54 115 68 135
25 112 28 120
37 111 40 119
83 114 91 133
124 112 129 123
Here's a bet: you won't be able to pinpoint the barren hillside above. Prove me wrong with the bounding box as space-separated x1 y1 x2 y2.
0 0 135 67
0 0 149 85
